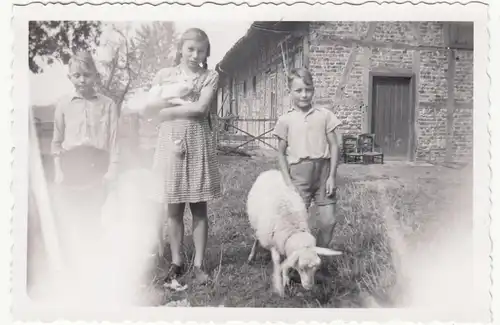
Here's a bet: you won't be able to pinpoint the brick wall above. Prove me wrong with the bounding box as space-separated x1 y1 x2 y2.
308 21 473 163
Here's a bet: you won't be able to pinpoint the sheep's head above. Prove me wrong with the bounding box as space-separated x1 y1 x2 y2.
295 249 322 290
285 247 343 291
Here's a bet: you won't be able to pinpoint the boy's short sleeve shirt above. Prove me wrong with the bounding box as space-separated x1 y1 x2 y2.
273 106 342 165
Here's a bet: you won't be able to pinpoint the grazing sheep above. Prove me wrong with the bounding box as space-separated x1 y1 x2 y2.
246 169 342 297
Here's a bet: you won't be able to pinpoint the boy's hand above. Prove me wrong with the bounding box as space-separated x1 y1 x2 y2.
284 178 300 194
326 176 337 197
103 168 118 184
54 168 64 184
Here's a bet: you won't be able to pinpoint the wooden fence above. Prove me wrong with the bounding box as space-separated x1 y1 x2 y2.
212 114 278 152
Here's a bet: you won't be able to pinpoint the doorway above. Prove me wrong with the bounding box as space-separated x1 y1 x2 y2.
370 75 415 160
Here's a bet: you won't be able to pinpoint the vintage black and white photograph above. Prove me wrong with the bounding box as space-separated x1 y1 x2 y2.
10 0 492 323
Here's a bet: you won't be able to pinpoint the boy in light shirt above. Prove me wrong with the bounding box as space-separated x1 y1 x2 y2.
273 67 342 282
51 51 119 266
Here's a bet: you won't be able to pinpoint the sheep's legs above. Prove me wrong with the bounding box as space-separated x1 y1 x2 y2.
247 239 259 263
282 267 291 289
271 247 284 297
280 252 299 289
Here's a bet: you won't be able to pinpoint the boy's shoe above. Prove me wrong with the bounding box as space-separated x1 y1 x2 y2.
315 265 334 284
192 266 209 284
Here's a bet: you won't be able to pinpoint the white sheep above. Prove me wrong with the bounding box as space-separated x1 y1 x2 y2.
246 169 342 297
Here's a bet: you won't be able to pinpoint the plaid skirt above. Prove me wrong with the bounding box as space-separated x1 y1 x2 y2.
152 118 221 204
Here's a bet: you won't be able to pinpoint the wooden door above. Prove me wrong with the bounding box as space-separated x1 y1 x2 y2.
371 76 413 159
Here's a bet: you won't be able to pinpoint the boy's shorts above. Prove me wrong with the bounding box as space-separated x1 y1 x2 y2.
289 158 337 208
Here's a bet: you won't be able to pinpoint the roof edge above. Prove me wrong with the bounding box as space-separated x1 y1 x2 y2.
216 21 294 72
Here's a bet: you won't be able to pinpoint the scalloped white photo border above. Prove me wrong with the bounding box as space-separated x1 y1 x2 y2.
1 0 497 324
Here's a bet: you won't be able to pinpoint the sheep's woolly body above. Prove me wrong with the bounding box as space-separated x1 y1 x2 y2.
247 169 312 256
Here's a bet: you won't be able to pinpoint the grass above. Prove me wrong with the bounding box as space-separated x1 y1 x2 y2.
140 154 471 308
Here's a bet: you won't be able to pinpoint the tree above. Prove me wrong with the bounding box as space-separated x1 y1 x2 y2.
29 21 103 73
131 21 178 89
97 22 178 114
96 24 137 112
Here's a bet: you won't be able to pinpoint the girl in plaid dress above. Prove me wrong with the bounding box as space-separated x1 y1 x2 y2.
144 28 221 285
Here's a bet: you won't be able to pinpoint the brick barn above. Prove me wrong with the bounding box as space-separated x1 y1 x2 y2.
215 21 473 163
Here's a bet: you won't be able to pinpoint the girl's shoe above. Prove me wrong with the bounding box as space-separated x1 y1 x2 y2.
164 263 183 283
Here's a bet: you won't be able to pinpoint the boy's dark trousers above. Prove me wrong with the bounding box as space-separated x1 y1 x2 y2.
289 158 339 283
53 146 110 267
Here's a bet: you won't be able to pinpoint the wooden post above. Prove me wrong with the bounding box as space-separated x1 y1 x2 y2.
410 22 422 162
302 31 310 69
445 48 456 163
361 22 377 133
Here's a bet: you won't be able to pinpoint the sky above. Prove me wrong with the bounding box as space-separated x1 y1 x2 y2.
29 21 251 106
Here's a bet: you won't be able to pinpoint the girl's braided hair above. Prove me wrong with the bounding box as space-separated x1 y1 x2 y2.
174 28 211 70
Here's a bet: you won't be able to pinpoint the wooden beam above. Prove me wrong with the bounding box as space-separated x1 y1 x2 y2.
410 22 421 162
445 49 457 163
418 101 472 109
370 67 415 76
409 22 424 44
335 47 359 100
362 22 377 133
302 26 310 68
318 35 473 52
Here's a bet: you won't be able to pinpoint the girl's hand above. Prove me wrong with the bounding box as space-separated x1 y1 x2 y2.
168 97 190 106
159 108 175 121
325 176 337 197
160 83 192 100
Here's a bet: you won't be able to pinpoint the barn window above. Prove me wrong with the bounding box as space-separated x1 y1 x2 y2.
446 22 473 50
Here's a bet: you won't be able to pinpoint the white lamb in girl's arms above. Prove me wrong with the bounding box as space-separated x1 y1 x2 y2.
148 78 193 102
126 78 193 113
246 169 342 297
